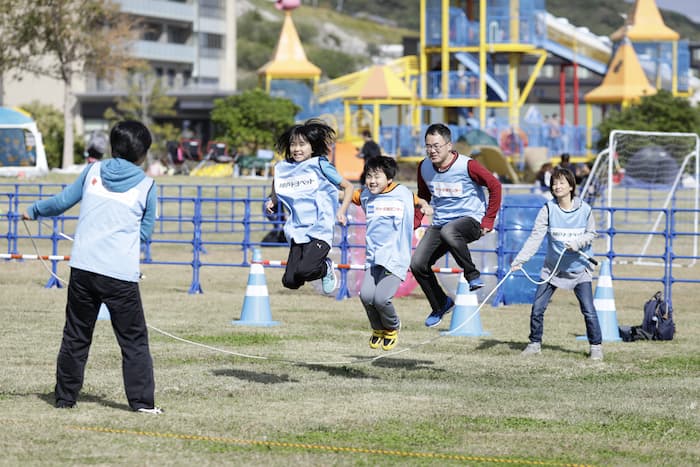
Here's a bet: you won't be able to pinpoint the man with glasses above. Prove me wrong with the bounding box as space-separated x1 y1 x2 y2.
411 123 502 327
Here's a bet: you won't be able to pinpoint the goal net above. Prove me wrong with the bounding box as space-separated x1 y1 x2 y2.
580 130 699 267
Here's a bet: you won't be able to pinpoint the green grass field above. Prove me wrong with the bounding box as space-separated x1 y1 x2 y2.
1 175 698 466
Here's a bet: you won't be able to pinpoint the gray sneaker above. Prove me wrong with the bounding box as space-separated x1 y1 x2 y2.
321 258 338 294
589 344 603 361
521 342 541 356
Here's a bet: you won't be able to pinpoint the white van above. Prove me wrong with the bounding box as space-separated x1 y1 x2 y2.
0 107 49 177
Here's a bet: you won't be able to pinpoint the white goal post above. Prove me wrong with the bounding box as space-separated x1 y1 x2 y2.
580 130 699 267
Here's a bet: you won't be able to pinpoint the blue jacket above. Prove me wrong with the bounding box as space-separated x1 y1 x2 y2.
27 159 157 281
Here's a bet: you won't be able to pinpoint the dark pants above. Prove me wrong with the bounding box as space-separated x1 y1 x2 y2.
410 216 482 312
55 268 155 410
282 239 331 289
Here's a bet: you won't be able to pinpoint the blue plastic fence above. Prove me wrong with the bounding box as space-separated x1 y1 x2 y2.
2 183 697 307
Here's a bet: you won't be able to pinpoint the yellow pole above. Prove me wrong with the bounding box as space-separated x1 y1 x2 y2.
509 53 520 129
343 102 351 140
672 41 678 95
586 104 592 150
373 103 380 140
479 0 487 128
441 0 450 99
419 0 427 100
510 0 519 44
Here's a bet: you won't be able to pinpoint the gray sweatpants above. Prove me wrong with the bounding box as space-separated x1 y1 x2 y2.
359 265 402 331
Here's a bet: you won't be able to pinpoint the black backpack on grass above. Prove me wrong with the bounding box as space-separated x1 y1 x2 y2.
620 291 675 341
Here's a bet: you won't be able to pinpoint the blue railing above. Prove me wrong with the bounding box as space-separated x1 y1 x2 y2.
2 183 697 308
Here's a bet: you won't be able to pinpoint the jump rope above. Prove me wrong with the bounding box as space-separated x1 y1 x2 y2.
21 219 596 366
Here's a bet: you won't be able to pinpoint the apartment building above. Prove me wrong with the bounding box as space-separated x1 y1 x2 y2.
3 0 237 143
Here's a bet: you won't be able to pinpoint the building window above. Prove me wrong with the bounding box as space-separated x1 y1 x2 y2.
167 69 176 87
142 22 162 42
167 25 190 45
201 33 223 50
199 77 219 87
200 0 224 18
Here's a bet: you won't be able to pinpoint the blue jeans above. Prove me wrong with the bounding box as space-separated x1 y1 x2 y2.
410 216 482 312
529 281 602 345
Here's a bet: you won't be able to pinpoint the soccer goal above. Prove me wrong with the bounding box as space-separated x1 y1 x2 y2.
580 130 699 268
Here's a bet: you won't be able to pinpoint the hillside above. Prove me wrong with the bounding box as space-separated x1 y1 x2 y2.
237 0 699 87
303 0 700 41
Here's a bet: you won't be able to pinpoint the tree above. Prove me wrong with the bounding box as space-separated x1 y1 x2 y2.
596 90 700 150
103 68 179 163
11 0 139 168
211 89 300 154
0 2 29 104
20 101 75 169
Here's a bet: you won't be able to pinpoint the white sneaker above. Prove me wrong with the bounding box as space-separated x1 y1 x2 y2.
521 342 541 356
321 258 337 294
589 344 603 361
137 407 164 414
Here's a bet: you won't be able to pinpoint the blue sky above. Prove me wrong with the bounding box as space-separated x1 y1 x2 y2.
653 0 700 23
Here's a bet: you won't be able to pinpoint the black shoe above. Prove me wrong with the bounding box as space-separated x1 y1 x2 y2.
55 401 75 409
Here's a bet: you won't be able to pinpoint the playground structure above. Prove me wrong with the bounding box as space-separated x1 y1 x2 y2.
256 0 692 181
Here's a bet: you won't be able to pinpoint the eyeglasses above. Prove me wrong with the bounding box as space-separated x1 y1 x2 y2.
424 142 450 152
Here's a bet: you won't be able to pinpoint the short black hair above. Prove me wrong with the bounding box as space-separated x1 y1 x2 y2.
110 120 152 163
85 147 104 160
550 166 577 200
424 123 451 143
361 155 397 182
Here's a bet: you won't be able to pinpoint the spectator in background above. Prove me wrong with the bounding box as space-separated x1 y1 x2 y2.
559 153 584 184
535 161 553 197
466 109 479 129
357 129 382 185
84 132 108 163
547 114 561 154
357 130 382 162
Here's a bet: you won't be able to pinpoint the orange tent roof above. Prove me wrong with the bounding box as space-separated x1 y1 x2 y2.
611 0 679 42
257 11 321 79
585 39 656 104
343 65 415 101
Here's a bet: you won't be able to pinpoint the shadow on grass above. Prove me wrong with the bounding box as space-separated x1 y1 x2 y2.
212 368 299 384
370 357 442 371
36 391 131 412
299 363 379 379
476 339 582 356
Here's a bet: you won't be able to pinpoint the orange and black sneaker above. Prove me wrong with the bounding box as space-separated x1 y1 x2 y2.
369 329 383 349
381 329 399 351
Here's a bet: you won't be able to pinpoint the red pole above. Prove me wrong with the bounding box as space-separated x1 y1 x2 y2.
559 64 566 124
573 62 579 126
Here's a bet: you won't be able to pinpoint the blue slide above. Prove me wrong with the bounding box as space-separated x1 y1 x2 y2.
454 52 508 102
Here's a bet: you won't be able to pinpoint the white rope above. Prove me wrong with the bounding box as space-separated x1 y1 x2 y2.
21 219 512 366
516 248 597 285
